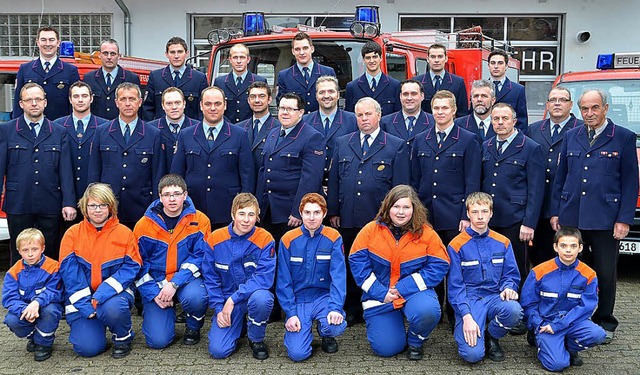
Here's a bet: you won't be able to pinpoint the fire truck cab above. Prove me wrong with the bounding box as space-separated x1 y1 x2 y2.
549 52 640 254
206 7 520 110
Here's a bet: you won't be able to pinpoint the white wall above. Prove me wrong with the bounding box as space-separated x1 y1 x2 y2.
5 0 639 73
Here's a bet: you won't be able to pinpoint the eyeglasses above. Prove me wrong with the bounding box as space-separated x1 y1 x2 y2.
21 98 45 104
87 204 109 211
278 106 301 113
547 97 571 103
160 191 185 199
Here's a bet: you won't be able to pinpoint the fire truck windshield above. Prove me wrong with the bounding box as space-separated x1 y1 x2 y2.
560 79 640 139
211 39 372 97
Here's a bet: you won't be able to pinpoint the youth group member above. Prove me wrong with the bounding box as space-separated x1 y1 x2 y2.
349 185 449 360
134 174 210 349
521 227 606 371
276 193 346 361
203 193 276 360
447 192 523 363
3 228 63 361
59 183 142 359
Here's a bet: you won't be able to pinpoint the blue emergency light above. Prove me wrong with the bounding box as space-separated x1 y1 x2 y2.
60 41 75 58
596 54 614 70
243 12 267 36
355 6 379 23
350 5 381 38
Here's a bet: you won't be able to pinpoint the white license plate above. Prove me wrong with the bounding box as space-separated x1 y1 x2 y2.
619 240 640 254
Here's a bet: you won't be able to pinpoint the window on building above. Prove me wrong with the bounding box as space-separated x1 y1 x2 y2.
0 14 112 57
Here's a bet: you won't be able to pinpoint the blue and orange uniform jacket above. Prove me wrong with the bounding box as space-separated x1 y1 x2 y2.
2 255 63 317
276 225 346 320
349 220 450 312
521 257 599 333
446 227 520 318
133 196 211 303
59 216 142 318
203 225 276 315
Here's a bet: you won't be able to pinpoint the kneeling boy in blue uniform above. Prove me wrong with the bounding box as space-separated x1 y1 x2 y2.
521 227 606 372
447 192 523 363
134 174 211 348
203 193 276 360
2 228 63 361
277 193 347 362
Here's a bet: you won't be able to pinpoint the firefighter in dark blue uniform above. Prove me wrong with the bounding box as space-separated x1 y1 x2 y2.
235 82 280 187
53 81 107 211
276 32 336 113
171 86 255 229
454 79 497 144
381 79 436 152
413 44 469 118
83 39 141 120
302 76 358 192
143 37 208 121
147 87 200 174
551 89 639 343
328 97 410 326
88 82 165 228
1 83 77 263
481 103 545 296
12 27 80 121
213 43 267 124
527 86 581 266
345 41 401 116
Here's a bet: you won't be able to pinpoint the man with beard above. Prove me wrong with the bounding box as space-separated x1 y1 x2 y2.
454 79 496 144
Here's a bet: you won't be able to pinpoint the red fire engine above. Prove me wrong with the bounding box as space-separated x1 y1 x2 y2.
205 6 520 110
549 52 640 254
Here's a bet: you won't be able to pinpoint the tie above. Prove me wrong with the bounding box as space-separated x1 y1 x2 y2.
434 75 442 91
497 140 506 155
208 127 216 149
437 131 446 148
551 123 560 142
588 129 596 144
493 80 501 95
44 61 50 73
407 116 416 136
29 122 38 139
106 72 112 88
303 67 310 84
236 76 243 88
362 134 371 155
174 70 181 86
276 129 286 147
124 124 131 144
252 119 260 143
478 120 486 140
170 123 180 139
371 78 377 92
77 120 84 139
324 118 331 136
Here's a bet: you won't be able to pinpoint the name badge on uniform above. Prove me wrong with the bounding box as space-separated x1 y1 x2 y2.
378 165 385 171
141 157 149 164
188 95 194 102
57 82 65 89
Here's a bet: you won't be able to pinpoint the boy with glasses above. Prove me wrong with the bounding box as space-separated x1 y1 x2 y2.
133 174 211 349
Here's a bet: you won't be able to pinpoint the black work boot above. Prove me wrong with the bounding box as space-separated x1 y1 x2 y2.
406 345 424 360
112 343 132 359
249 341 269 360
485 333 505 362
569 352 583 367
34 345 52 361
183 328 201 345
321 337 338 354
